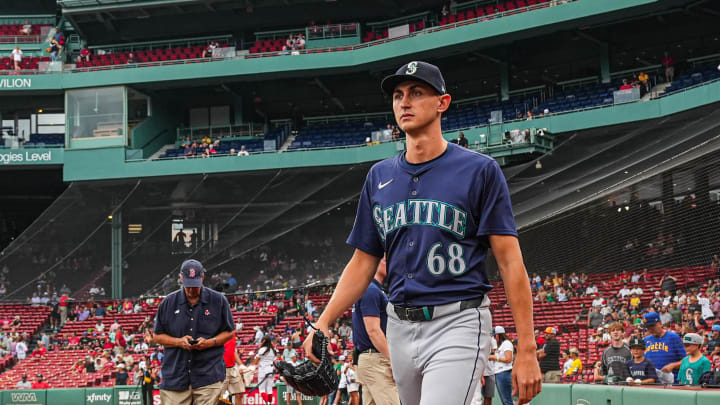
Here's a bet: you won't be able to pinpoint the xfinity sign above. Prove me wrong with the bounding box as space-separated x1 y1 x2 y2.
87 393 112 403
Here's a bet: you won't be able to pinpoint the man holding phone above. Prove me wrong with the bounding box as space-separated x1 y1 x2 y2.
153 259 235 405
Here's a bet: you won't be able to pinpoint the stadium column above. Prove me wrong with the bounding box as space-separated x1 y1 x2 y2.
111 210 122 299
500 61 510 101
600 42 610 84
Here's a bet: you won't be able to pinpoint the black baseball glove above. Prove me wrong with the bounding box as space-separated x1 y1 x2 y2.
274 325 339 397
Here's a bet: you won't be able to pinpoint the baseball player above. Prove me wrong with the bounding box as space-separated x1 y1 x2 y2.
304 61 542 405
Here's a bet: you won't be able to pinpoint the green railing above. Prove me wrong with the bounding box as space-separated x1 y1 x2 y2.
176 123 264 143
89 34 233 53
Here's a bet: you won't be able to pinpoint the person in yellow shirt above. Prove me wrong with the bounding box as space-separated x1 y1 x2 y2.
565 348 583 376
629 293 641 309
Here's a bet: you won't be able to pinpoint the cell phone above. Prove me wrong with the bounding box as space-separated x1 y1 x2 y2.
188 339 199 345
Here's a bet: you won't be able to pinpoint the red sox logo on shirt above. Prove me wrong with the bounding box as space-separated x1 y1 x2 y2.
189 269 196 278
205 310 210 316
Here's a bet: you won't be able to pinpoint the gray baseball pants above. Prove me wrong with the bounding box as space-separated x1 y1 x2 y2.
386 297 493 405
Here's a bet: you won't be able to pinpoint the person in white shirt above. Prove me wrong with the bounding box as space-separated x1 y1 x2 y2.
586 285 598 295
16 374 31 389
698 293 714 320
237 146 249 156
471 336 497 405
16 338 27 360
491 326 514 405
254 336 277 405
344 355 359 405
618 286 631 299
592 296 605 308
11 47 22 71
20 21 32 36
630 287 643 296
254 326 264 344
562 351 573 375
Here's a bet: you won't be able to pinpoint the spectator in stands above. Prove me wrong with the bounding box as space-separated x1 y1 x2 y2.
537 326 561 382
115 363 129 385
662 51 675 83
619 79 633 91
283 35 296 53
491 326 513 405
15 336 27 360
202 41 219 58
596 322 632 382
643 312 685 383
11 47 23 71
441 5 449 17
19 21 32 36
16 374 31 389
78 47 91 63
564 348 582 377
625 337 657 384
588 307 603 329
678 333 711 385
127 52 137 64
457 132 469 148
295 34 306 50
708 324 720 356
31 374 50 389
638 72 650 96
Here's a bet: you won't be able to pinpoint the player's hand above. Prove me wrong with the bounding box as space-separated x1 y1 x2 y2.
178 335 194 350
302 321 330 364
191 337 214 350
512 350 542 404
660 364 673 373
481 375 486 386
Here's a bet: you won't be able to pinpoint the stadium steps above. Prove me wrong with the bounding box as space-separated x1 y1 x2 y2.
278 133 297 153
148 144 176 160
642 82 672 101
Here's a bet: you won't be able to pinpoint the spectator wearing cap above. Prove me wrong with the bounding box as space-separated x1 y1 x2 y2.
678 332 711 385
537 326 561 382
152 259 235 405
643 312 686 383
596 322 632 383
490 326 513 405
625 337 657 384
564 348 582 377
16 374 31 389
707 324 720 356
115 363 129 385
31 374 50 389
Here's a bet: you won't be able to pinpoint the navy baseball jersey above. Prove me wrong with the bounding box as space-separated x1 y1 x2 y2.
347 142 517 306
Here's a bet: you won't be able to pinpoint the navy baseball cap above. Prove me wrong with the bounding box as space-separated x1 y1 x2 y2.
628 337 645 349
381 61 447 96
181 259 204 287
643 312 660 326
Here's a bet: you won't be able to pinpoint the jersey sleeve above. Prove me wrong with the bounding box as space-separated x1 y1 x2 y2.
347 173 384 258
358 289 382 318
475 160 518 237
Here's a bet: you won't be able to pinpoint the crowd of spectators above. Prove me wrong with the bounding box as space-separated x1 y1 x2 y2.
180 136 252 158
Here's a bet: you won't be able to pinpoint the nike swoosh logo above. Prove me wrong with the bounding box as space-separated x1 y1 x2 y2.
378 179 393 190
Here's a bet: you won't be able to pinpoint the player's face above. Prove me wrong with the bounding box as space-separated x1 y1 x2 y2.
392 81 449 134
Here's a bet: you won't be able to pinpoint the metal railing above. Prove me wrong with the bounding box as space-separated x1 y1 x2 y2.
176 123 265 143
307 23 359 40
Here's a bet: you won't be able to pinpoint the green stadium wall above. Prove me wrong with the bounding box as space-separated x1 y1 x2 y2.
1 384 718 405
0 0 657 91
60 78 720 181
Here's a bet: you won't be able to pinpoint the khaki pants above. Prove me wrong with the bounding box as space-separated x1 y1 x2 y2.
221 366 246 395
357 352 400 405
160 381 223 405
543 370 562 383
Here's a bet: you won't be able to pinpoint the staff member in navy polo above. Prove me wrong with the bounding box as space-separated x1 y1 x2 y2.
153 259 235 405
352 257 400 405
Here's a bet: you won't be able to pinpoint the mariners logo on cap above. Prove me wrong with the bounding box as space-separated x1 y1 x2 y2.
406 61 418 75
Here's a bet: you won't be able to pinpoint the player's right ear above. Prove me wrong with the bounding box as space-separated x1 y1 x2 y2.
437 94 451 113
